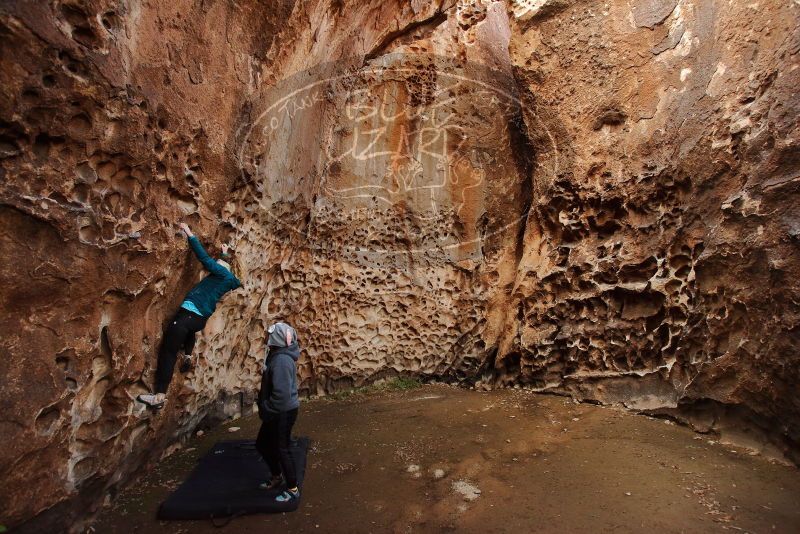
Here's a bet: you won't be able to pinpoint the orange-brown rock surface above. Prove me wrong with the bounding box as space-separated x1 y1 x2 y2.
0 0 797 531
499 0 800 459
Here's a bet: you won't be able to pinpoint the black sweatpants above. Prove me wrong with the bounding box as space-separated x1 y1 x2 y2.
256 408 299 488
154 308 207 393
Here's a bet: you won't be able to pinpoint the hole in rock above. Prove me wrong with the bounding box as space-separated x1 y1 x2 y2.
60 3 87 25
96 161 116 180
101 224 116 241
669 254 691 270
172 192 198 215
674 265 692 279
55 349 74 371
72 26 101 48
72 456 97 483
111 173 137 197
75 162 97 184
103 192 121 211
0 135 20 158
608 288 666 320
67 113 92 140
101 11 120 32
665 279 682 294
185 171 199 188
21 88 39 102
592 107 628 130
32 134 52 161
618 256 659 283
35 406 60 435
79 223 98 242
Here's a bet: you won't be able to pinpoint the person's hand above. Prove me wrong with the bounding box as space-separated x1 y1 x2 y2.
179 223 193 238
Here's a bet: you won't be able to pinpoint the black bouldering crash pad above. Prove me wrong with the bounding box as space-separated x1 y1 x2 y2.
157 437 310 520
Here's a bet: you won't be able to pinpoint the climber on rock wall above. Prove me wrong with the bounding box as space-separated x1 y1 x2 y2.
137 223 242 409
256 321 302 503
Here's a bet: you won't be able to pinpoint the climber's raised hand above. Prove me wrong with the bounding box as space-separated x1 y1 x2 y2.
179 223 194 238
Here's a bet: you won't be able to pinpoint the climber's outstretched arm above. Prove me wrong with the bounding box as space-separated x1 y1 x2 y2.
179 223 231 278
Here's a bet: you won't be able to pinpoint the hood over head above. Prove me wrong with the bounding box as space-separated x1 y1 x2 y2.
267 322 300 359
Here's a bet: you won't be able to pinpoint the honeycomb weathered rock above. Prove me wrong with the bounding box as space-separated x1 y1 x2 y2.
0 0 797 531
500 0 800 460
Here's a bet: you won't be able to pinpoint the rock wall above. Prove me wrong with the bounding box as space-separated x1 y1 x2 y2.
0 0 298 529
499 0 800 460
0 0 797 531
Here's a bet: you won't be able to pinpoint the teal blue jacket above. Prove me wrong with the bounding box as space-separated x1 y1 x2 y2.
183 236 241 317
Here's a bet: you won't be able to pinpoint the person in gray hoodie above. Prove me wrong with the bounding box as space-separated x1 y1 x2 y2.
256 321 301 502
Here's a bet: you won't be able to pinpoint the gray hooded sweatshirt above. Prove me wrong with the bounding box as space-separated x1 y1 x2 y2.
258 322 300 417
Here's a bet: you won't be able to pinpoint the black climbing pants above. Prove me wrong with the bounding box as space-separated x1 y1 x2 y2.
154 308 207 393
256 408 299 488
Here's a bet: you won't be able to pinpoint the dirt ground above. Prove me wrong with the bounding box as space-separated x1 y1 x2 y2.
92 385 800 533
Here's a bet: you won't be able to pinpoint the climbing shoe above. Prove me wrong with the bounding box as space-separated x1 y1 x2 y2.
179 355 193 373
275 487 300 502
259 476 283 491
136 393 165 409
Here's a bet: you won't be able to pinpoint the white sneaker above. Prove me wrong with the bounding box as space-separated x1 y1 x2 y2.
137 393 165 409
